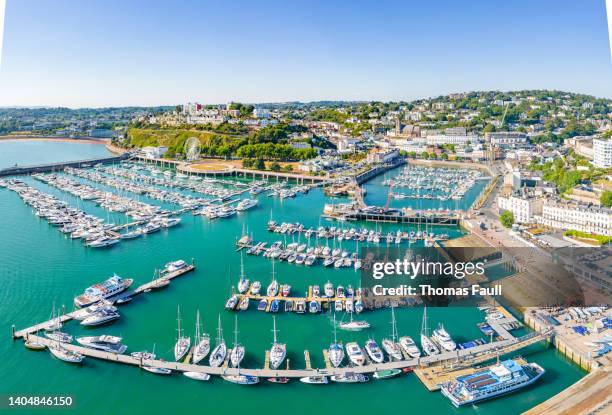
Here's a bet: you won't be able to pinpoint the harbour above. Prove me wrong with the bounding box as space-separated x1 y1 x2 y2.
0 141 591 415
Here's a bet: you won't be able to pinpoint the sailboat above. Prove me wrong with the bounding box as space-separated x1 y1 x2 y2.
381 306 403 361
48 341 85 364
339 293 370 331
266 260 279 297
191 310 210 364
420 305 440 356
209 315 227 367
173 305 191 361
24 331 46 350
269 316 286 370
328 313 344 367
237 252 250 294
230 315 245 368
45 302 62 332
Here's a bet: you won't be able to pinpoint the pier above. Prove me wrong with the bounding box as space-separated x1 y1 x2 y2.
0 153 131 177
16 329 551 380
13 263 195 339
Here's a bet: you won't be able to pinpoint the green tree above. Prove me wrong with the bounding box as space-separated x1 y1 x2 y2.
601 191 612 208
421 151 430 159
283 164 293 172
499 210 515 228
253 158 265 170
270 162 281 172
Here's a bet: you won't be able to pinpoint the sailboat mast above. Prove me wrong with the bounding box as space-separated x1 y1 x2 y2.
195 310 201 343
272 315 278 343
233 314 239 347
333 313 338 343
176 305 182 339
391 306 397 342
421 305 428 336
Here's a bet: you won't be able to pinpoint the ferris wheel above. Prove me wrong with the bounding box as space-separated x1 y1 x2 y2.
185 137 201 161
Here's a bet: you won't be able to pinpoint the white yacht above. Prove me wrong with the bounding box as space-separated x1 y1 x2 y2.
365 338 385 363
230 315 245 368
142 365 171 375
250 281 261 295
164 259 187 274
48 343 84 363
345 342 365 366
174 306 191 361
300 376 328 384
269 316 286 370
331 373 369 383
76 335 127 354
192 310 210 364
381 306 403 361
74 274 133 307
80 309 120 326
44 331 73 343
328 314 344 368
236 199 258 211
183 372 210 381
432 323 457 352
209 315 227 367
420 306 440 356
237 253 249 294
399 336 422 359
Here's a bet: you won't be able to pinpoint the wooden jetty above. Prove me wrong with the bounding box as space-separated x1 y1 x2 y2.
17 330 550 380
13 262 195 339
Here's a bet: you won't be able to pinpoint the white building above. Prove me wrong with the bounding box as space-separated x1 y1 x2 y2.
253 108 270 119
337 137 360 153
534 201 612 236
366 148 400 164
497 194 543 224
141 146 168 159
593 138 612 168
486 132 529 149
425 134 479 146
290 142 311 150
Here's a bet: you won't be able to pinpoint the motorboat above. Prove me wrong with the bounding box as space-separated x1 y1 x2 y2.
300 376 328 384
373 369 402 379
331 374 369 383
221 375 259 385
164 259 187 274
74 274 133 307
365 338 385 363
432 323 457 352
142 365 171 375
399 336 421 359
345 342 365 366
76 335 127 354
183 372 210 381
80 309 120 326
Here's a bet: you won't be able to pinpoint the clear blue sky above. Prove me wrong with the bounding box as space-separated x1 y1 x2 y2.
0 0 610 107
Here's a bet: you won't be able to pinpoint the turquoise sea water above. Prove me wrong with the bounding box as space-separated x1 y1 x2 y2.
0 140 112 168
0 142 585 415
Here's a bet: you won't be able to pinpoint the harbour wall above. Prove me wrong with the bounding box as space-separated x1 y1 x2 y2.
0 154 130 177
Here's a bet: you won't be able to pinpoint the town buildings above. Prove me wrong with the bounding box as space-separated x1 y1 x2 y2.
593 138 612 168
